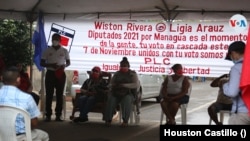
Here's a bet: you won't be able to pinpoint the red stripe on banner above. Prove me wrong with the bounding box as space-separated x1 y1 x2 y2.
240 25 250 115
60 36 69 46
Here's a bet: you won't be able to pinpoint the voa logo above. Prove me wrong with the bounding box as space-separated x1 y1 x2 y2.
229 14 248 32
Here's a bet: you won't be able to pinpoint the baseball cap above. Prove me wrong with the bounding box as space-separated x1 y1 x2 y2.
92 66 101 73
225 41 245 60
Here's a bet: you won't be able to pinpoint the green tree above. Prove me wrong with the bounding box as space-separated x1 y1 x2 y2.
0 19 31 69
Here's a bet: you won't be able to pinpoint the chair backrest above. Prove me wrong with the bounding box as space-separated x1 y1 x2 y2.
0 105 32 141
181 81 192 106
186 81 192 97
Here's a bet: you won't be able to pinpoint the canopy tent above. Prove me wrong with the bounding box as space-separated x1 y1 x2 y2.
1 0 250 76
1 0 250 21
1 0 250 110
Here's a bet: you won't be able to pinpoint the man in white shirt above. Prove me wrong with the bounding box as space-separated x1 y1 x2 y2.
41 33 71 122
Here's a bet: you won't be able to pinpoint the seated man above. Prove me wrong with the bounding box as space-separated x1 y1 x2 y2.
73 66 110 123
207 74 232 125
0 66 49 141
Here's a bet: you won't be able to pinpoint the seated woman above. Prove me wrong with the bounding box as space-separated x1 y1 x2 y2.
160 63 190 125
16 62 40 105
104 57 140 127
73 66 110 123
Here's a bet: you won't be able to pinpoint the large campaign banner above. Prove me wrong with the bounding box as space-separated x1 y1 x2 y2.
44 18 248 77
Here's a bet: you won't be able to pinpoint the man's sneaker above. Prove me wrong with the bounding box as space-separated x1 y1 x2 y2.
73 117 88 123
44 116 51 122
55 117 64 122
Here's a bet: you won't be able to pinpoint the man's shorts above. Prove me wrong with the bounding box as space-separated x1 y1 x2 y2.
179 95 190 104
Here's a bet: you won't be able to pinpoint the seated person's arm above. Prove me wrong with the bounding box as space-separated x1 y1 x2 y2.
210 74 228 87
219 79 229 89
81 88 95 96
80 79 94 95
31 117 38 129
80 88 88 94
110 72 118 88
80 80 88 93
121 72 140 89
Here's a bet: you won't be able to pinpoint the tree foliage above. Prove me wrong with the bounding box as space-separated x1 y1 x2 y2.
0 19 31 69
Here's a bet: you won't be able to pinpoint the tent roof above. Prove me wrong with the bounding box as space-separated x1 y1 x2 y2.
1 0 250 21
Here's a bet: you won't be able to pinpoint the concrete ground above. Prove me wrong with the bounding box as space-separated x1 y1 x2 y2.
37 79 231 141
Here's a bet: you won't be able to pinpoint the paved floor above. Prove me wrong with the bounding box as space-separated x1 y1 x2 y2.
37 79 231 141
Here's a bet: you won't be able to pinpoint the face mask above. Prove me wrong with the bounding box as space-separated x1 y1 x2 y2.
120 67 129 73
176 69 183 75
52 40 60 46
230 55 237 64
232 60 237 64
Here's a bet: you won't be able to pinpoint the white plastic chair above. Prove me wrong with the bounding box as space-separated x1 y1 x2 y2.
0 105 32 141
209 110 231 125
160 82 192 125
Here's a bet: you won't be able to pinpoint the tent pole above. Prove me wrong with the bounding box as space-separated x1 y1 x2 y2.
40 70 45 113
29 21 33 82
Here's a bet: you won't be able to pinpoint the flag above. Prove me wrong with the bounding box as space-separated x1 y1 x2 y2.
240 25 250 114
32 12 48 71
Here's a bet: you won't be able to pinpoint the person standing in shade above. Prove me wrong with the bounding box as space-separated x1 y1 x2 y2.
41 33 71 122
223 41 250 125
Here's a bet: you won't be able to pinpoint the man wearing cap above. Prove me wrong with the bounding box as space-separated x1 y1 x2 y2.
223 41 250 125
73 66 110 123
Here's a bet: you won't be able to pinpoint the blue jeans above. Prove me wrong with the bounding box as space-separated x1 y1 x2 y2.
105 94 134 123
78 95 96 119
